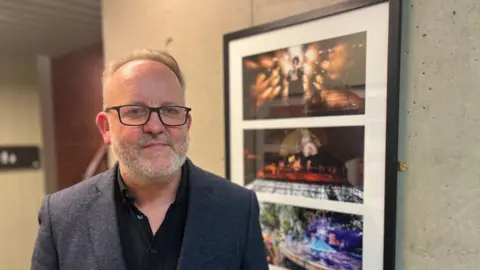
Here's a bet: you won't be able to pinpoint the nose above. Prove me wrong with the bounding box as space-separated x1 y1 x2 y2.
143 111 166 134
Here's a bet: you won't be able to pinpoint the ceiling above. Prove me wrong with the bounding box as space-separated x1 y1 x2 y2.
0 0 102 56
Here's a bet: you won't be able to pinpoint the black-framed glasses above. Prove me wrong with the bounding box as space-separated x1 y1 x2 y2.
104 104 191 126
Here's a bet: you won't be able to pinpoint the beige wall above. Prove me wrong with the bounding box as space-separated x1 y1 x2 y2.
0 55 45 269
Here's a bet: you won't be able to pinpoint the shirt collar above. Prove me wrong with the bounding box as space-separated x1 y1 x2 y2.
116 163 189 205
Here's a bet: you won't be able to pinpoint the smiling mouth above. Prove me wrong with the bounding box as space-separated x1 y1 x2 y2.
142 142 170 148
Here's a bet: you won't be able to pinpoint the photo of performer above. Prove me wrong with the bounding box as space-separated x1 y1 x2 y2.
284 56 306 102
242 31 367 120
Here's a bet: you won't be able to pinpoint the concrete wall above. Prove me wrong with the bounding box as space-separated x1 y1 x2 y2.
0 55 45 269
396 0 480 269
102 0 480 269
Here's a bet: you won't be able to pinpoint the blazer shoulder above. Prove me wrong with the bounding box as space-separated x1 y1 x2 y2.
194 166 253 206
198 167 251 192
47 170 112 216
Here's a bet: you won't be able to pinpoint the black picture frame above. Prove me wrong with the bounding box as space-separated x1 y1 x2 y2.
223 1 402 269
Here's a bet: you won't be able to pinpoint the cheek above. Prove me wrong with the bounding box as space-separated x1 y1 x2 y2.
114 126 144 143
167 127 188 142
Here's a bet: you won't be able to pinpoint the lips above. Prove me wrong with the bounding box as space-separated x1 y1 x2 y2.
142 141 170 148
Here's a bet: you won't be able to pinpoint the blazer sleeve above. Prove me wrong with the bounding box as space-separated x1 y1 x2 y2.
31 195 59 270
241 190 269 270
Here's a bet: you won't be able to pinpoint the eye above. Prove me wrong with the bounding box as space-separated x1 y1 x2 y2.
163 107 181 115
128 108 141 114
121 106 148 118
128 108 144 115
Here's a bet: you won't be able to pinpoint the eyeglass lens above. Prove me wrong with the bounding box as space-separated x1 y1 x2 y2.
118 105 187 126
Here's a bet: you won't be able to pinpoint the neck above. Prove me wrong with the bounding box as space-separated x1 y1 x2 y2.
120 165 182 207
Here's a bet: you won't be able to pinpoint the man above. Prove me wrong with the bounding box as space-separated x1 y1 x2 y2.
285 56 305 100
31 49 269 270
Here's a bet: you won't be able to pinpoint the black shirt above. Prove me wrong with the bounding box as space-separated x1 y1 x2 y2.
114 165 189 270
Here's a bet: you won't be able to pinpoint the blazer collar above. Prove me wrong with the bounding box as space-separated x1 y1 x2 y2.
177 159 217 270
86 166 126 270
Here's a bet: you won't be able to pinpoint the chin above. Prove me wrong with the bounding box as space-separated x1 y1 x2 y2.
141 155 185 177
150 163 176 174
149 155 176 167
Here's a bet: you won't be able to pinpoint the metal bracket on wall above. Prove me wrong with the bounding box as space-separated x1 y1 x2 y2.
397 161 408 172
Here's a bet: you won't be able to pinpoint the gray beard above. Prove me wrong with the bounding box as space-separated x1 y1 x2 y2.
112 134 189 186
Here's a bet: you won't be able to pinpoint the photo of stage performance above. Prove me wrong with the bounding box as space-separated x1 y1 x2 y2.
244 126 364 203
260 202 363 270
242 31 366 120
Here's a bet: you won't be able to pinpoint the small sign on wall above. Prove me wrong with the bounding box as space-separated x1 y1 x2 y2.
0 146 40 171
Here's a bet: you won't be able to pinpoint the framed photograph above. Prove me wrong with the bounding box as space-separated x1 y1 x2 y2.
223 0 401 269
243 126 365 204
260 201 364 270
242 31 367 120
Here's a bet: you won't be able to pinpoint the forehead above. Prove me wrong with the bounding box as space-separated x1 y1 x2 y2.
107 59 184 106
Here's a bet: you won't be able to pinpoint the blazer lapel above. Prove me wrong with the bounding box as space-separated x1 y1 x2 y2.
85 168 126 270
178 160 217 270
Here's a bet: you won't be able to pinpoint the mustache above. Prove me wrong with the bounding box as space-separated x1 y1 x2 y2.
138 133 173 147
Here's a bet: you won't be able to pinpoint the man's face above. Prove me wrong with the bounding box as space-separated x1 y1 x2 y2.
97 60 191 184
292 59 299 68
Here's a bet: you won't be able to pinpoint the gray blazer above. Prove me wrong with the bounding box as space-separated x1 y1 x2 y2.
31 159 269 270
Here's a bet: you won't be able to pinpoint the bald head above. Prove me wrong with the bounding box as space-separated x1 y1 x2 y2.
102 49 185 108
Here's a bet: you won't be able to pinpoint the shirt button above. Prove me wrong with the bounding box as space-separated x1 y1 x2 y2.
150 249 157 254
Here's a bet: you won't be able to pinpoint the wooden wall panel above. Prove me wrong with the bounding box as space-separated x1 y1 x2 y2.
51 42 107 190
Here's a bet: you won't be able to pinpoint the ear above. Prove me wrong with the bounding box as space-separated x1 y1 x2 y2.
96 112 111 145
